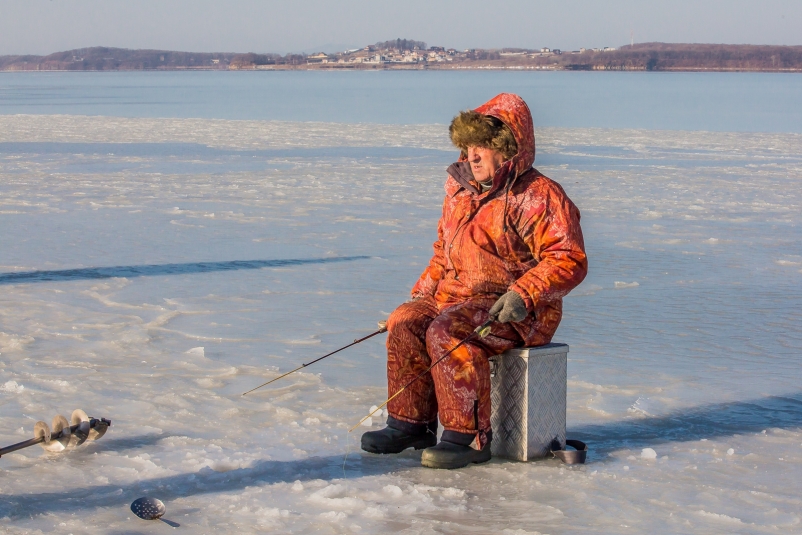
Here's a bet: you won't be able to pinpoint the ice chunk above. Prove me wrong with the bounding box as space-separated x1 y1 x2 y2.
1 380 24 393
186 347 205 356
697 510 743 524
360 417 373 427
727 448 735 455
211 459 242 472
318 511 347 521
641 448 657 459
369 405 379 414
628 397 653 416
0 333 35 352
291 481 304 492
614 281 639 289
361 506 385 519
382 485 403 498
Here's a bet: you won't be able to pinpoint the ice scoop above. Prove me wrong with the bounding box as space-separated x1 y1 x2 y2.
130 497 180 527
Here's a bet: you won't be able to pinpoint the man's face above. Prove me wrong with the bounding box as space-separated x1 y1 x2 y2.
467 146 506 183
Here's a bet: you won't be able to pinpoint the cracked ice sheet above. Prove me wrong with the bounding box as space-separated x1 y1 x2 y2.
0 116 801 533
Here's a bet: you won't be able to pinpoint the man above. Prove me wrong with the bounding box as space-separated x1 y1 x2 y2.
362 93 588 469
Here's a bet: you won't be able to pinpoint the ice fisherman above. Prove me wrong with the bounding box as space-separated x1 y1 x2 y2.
361 93 588 469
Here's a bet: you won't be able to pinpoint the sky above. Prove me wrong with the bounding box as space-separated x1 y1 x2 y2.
0 0 800 56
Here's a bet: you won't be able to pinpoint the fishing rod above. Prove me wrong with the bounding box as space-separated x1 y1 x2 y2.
241 320 389 396
349 318 494 432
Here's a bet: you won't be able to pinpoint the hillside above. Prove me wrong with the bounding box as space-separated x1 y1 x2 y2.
2 43 801 72
0 47 235 71
560 43 802 71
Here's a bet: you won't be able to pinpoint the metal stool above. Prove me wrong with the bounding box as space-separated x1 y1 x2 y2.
490 343 568 461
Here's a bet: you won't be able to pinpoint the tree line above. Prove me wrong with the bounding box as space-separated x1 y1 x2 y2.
0 47 235 71
374 39 427 51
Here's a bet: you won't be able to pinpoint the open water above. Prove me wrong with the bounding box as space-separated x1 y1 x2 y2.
2 70 802 131
0 72 800 534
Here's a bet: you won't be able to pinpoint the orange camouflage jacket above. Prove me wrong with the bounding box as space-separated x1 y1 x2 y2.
411 93 588 346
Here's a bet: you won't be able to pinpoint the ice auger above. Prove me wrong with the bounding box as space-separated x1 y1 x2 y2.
0 409 111 458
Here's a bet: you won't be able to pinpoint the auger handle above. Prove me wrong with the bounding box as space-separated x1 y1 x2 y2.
0 437 44 457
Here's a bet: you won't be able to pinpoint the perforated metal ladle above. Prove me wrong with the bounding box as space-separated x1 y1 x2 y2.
131 497 180 527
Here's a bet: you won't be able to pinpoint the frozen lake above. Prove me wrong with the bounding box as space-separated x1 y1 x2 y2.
0 105 801 531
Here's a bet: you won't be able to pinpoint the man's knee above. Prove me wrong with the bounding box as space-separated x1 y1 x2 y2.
424 311 472 356
387 301 418 334
387 299 435 340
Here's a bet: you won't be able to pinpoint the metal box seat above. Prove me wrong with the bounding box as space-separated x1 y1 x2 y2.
490 343 568 461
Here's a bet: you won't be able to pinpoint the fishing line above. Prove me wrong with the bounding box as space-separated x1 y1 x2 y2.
342 428 351 491
349 319 493 432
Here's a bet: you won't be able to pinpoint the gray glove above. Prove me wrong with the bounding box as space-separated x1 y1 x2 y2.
489 290 529 323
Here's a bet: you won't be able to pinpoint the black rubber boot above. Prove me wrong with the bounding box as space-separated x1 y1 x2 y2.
361 417 437 454
420 431 492 469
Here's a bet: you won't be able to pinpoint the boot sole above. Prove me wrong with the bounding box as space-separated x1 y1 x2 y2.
361 437 437 455
420 449 492 469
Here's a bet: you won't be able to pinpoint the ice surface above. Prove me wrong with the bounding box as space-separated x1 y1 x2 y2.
0 115 801 533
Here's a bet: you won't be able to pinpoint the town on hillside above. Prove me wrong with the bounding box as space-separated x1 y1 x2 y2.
230 39 622 70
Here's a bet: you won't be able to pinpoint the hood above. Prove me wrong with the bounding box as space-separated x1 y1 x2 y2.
447 93 536 196
474 93 536 180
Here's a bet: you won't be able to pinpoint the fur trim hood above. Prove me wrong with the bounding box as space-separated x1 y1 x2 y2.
448 93 536 196
449 111 518 161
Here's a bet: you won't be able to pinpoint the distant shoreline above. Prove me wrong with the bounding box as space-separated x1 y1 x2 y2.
3 66 801 73
3 43 802 73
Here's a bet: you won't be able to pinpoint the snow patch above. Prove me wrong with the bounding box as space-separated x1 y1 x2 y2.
641 448 658 459
383 485 403 498
697 510 743 523
318 511 348 521
441 487 465 498
1 380 24 393
0 332 34 352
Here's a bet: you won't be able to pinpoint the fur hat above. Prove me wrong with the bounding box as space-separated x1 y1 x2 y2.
449 110 518 160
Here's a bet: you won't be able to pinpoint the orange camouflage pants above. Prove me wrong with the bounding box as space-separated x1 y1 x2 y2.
386 295 524 448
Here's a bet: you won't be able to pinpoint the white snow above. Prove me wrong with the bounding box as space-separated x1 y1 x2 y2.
0 114 800 533
1 380 25 393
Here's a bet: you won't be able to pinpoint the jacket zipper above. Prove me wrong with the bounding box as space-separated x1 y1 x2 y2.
447 207 474 280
